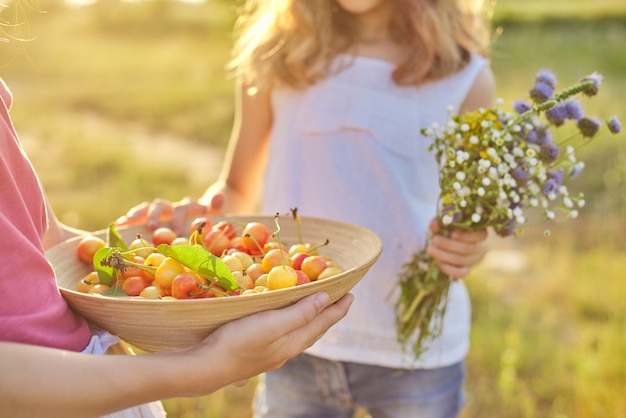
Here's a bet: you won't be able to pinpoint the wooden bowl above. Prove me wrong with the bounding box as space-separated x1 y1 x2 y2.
47 215 382 352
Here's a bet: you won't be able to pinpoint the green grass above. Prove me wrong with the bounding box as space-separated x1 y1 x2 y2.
2 1 626 416
493 0 626 21
464 243 626 418
4 0 238 230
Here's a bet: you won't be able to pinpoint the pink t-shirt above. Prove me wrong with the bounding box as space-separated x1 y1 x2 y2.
0 78 92 351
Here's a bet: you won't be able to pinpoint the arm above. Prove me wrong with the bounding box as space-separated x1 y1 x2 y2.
200 80 273 214
458 65 496 114
0 291 353 418
426 65 496 278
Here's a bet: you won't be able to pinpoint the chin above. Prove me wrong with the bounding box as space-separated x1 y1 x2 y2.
335 0 388 15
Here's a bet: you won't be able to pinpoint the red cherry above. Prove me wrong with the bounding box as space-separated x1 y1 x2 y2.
76 235 106 265
295 270 311 286
152 227 178 246
120 256 147 279
189 217 212 237
214 221 237 240
290 252 309 270
202 229 231 257
241 222 271 254
121 276 152 297
171 272 206 299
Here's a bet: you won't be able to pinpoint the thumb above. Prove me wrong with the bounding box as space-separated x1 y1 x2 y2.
210 193 225 212
428 217 441 234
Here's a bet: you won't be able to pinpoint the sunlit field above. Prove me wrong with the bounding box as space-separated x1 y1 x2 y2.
2 0 625 416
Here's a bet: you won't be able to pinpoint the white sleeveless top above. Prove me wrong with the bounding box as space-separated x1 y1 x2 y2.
262 54 489 369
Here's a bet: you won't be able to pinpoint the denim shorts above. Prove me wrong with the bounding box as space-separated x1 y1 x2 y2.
253 353 465 418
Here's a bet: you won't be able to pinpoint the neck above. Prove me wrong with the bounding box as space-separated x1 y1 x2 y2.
353 3 395 45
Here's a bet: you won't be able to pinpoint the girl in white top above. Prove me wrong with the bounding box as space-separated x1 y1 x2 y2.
122 0 495 416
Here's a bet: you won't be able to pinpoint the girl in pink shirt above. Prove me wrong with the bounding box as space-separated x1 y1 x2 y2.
0 77 353 417
0 78 93 352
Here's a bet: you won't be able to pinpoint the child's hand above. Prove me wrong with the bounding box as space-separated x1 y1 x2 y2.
116 192 224 236
182 292 354 395
425 218 490 279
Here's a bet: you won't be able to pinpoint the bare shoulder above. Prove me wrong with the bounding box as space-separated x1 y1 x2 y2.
459 65 496 113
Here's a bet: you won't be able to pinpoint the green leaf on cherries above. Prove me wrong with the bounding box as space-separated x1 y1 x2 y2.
93 247 116 286
101 286 129 298
156 244 240 291
106 223 129 251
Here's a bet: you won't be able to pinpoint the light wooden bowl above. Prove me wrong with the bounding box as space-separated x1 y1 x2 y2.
47 215 382 352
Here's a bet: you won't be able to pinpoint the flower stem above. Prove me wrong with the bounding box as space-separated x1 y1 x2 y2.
395 251 453 358
508 79 595 130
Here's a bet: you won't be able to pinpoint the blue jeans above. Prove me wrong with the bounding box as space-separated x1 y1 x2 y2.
253 353 465 418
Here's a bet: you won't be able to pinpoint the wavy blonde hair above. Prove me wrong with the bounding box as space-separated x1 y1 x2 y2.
229 0 493 90
1 0 42 44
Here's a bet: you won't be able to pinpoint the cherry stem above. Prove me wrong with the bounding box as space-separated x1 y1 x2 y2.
273 212 287 269
244 233 266 256
134 234 152 247
189 277 223 297
189 221 207 246
290 207 304 244
203 226 228 256
307 239 329 254
120 251 160 275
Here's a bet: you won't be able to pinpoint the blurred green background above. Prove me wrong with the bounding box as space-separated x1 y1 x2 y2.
2 0 625 417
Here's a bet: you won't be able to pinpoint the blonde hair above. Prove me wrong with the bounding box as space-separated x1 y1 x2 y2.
229 0 493 90
1 0 42 43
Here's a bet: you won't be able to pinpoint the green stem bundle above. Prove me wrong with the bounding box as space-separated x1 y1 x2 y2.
395 249 452 359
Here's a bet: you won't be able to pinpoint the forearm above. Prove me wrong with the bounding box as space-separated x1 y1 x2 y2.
0 342 230 418
1 342 148 417
201 80 270 215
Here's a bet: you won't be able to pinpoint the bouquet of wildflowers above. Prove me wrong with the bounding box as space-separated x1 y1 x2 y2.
395 69 622 359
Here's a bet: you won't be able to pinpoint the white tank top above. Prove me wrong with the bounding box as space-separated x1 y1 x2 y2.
262 54 489 369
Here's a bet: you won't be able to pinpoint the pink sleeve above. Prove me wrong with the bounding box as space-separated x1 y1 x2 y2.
0 78 92 352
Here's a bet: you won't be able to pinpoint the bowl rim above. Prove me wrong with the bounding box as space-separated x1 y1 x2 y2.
52 214 383 304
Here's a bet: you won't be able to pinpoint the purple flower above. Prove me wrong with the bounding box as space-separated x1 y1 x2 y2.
607 116 622 134
570 163 585 179
548 168 564 185
498 115 512 126
513 100 532 114
564 99 584 120
540 143 559 163
525 129 540 144
524 127 552 146
577 116 602 138
538 128 552 145
545 103 568 126
530 80 554 104
542 178 560 196
581 72 602 97
536 69 557 88
512 166 530 183
496 221 516 237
